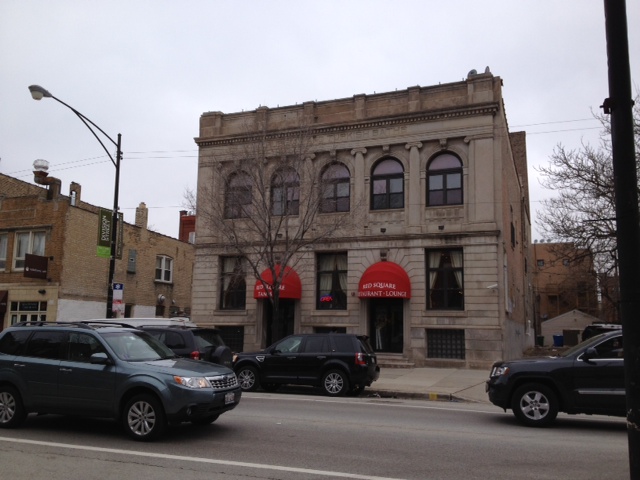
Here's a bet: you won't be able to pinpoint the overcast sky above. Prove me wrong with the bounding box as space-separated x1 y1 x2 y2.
1 1 638 241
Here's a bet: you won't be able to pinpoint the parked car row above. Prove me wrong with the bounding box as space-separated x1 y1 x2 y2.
0 317 381 442
0 320 241 441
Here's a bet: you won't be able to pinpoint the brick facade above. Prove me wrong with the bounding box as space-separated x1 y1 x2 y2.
0 172 194 329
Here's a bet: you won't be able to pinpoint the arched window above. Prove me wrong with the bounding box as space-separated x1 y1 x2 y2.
271 167 300 215
320 163 350 213
224 171 252 219
371 158 404 210
427 153 462 206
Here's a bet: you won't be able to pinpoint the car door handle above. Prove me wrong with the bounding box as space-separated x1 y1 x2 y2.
13 363 26 368
316 356 327 360
60 368 73 373
287 356 296 360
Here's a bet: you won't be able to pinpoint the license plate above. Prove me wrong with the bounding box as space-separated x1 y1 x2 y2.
225 392 235 404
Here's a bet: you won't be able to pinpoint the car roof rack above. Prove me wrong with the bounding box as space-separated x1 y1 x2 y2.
13 321 93 329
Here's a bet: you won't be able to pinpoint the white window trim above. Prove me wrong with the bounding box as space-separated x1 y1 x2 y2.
13 230 46 271
155 255 173 283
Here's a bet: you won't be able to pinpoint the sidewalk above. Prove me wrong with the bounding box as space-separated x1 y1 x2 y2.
366 366 491 404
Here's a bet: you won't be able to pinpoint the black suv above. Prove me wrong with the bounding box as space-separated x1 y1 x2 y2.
0 322 241 441
140 325 233 368
233 334 380 396
486 330 625 426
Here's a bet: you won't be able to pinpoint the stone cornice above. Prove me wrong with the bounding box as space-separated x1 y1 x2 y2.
195 102 500 148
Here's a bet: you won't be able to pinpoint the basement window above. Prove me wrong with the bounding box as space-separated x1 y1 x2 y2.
427 328 465 360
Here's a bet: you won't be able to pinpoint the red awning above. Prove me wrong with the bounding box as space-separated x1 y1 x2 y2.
254 265 302 299
357 261 411 299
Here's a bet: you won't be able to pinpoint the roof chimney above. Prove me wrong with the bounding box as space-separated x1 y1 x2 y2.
69 182 81 206
135 202 148 229
32 159 61 200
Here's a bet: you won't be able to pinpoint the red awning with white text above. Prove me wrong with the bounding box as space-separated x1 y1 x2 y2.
357 261 411 298
253 265 302 299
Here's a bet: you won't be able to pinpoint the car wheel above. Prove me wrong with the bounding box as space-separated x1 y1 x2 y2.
191 414 219 426
0 386 26 429
237 366 260 391
262 383 280 392
322 370 349 396
123 394 166 441
511 383 559 427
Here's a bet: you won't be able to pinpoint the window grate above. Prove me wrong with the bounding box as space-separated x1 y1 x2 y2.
427 329 465 359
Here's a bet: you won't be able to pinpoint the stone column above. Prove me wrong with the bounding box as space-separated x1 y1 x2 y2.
351 147 367 214
405 142 423 229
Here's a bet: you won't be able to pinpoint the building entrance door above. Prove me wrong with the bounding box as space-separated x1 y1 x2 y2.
369 298 403 353
265 299 295 346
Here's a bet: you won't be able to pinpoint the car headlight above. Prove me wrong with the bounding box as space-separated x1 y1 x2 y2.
174 376 211 388
490 365 510 377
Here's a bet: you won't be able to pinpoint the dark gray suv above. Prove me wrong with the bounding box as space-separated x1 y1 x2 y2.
0 321 241 441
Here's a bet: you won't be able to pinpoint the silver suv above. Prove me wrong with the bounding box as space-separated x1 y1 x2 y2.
0 321 241 441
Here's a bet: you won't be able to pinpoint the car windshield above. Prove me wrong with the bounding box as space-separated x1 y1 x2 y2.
557 332 616 358
102 331 176 361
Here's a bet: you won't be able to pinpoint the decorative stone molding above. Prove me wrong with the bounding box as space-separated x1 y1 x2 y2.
405 142 423 151
350 147 367 156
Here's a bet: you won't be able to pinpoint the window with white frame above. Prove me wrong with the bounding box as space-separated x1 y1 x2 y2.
0 233 7 270
14 231 46 270
155 255 173 283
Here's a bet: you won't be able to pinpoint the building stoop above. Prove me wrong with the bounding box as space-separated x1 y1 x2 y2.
376 353 415 368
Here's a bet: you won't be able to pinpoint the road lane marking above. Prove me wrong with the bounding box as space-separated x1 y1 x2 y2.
0 436 406 480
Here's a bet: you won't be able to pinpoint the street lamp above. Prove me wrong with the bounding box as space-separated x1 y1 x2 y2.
29 84 122 318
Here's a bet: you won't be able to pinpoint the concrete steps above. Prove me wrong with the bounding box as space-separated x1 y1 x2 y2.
376 354 415 369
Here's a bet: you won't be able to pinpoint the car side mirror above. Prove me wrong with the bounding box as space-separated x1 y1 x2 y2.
90 352 112 365
582 347 597 361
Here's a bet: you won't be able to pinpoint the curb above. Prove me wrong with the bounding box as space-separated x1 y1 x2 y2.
364 389 468 402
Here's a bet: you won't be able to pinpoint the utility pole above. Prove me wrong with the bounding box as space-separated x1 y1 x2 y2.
602 1 640 478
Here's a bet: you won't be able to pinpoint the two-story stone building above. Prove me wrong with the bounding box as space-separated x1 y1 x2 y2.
0 168 194 329
193 69 534 368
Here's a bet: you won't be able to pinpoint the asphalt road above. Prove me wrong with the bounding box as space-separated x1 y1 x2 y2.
0 392 629 480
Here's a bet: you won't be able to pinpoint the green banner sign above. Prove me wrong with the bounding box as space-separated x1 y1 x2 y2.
97 208 112 258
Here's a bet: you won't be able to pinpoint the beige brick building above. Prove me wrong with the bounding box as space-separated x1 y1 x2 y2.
0 171 194 329
193 70 534 367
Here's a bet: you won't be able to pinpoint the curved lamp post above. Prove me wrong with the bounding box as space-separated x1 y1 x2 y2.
29 85 122 318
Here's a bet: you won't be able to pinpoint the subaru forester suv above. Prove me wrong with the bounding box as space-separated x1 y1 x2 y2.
0 321 241 441
233 333 380 396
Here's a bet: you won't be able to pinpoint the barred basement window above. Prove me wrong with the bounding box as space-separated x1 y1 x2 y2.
216 326 245 354
427 329 465 359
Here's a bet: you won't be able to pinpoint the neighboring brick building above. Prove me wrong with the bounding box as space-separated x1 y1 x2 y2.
193 69 534 368
0 169 194 330
532 241 600 329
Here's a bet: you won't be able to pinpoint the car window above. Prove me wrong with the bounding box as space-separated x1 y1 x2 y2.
590 336 623 359
275 336 302 353
24 331 65 359
193 330 225 349
303 336 329 353
101 331 175 361
67 333 106 362
332 335 354 353
164 331 187 349
0 330 31 355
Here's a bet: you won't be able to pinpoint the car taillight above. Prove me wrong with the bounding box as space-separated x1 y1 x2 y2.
355 352 367 366
190 351 201 360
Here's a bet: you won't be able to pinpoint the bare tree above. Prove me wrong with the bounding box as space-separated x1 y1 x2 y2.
536 95 640 320
195 120 362 342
